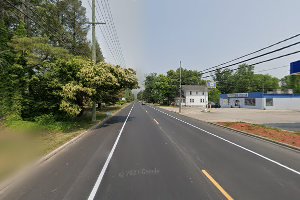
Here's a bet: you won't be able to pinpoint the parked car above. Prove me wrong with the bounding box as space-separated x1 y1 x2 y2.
209 102 221 108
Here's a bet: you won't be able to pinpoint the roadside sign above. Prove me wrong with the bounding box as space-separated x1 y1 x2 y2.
207 82 216 88
227 93 248 98
290 60 300 75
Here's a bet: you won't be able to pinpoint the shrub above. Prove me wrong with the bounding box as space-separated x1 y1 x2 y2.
116 100 126 105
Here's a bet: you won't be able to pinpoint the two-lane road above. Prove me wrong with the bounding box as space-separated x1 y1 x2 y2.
1 103 299 200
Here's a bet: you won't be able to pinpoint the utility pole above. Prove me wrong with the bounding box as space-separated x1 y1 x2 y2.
21 0 25 22
91 0 106 121
179 61 182 113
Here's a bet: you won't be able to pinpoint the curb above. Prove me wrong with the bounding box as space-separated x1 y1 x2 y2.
208 122 300 152
0 104 131 192
156 106 300 152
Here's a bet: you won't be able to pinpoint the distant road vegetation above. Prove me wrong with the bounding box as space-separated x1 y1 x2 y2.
138 64 300 105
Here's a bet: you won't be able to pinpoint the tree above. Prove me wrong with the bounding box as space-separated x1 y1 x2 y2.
213 68 235 94
213 64 279 94
232 64 254 93
56 0 90 57
137 90 144 101
95 40 104 63
14 20 27 37
143 68 206 104
252 74 279 92
208 88 221 104
281 75 300 94
0 1 137 121
6 36 70 118
125 89 134 102
143 73 160 103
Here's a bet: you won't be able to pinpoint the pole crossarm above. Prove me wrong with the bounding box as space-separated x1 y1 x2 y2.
88 22 106 25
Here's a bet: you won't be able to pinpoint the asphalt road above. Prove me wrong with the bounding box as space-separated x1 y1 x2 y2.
264 123 300 132
0 103 299 200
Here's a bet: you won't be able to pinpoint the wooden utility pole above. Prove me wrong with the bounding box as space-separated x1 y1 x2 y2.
91 0 105 121
179 61 182 113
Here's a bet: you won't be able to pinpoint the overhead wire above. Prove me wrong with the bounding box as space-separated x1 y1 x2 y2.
94 0 122 65
202 50 300 79
101 0 126 67
202 41 300 75
87 0 119 64
255 65 288 74
201 33 300 72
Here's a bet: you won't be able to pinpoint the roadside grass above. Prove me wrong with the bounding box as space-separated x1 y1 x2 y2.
0 104 128 181
218 122 300 148
159 105 173 109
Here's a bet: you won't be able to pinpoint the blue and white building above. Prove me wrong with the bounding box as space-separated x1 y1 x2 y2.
220 92 300 110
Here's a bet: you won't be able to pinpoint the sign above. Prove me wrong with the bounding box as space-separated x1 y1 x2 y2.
290 60 300 75
207 82 216 88
227 93 248 98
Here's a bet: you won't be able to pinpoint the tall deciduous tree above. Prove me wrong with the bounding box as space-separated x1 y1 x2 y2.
281 75 300 93
214 64 279 94
56 0 90 57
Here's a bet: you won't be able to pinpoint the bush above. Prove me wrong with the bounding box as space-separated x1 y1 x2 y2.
35 114 56 126
116 100 126 105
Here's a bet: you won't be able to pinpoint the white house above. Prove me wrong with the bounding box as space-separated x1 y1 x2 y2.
176 85 208 107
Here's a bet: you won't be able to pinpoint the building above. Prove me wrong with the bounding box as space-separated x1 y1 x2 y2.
176 85 208 107
220 92 300 110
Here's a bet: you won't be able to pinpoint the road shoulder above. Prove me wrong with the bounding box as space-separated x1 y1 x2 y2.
0 103 131 193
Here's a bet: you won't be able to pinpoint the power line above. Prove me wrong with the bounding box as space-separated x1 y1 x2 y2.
101 0 126 67
201 33 300 73
95 0 125 66
97 0 122 65
255 65 288 74
94 0 122 65
202 50 300 79
87 0 118 64
201 41 300 75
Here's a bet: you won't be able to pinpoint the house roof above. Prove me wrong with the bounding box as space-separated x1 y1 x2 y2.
182 85 208 92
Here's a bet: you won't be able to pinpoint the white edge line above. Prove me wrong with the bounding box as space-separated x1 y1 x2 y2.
87 104 135 200
153 119 159 124
148 105 300 175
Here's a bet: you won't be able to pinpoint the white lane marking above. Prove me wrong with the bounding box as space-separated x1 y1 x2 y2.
148 106 300 175
146 110 148 113
153 119 159 125
87 104 135 200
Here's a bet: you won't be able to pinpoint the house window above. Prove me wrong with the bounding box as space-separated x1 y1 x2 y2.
196 91 198 95
266 98 273 106
190 99 194 103
203 92 205 95
200 99 203 103
245 98 256 106
190 91 192 95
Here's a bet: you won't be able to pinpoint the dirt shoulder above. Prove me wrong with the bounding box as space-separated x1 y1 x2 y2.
218 122 300 148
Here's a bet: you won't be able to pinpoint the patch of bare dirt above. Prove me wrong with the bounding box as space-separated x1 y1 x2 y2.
218 122 300 148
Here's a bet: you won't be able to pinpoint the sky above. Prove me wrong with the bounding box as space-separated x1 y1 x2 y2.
82 0 300 85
